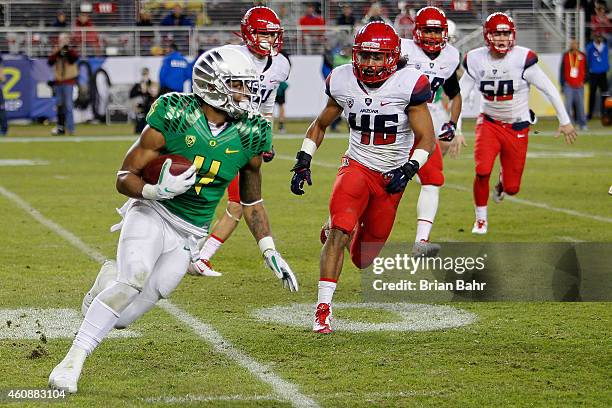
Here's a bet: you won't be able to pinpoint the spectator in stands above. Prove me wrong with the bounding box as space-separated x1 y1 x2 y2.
136 10 153 26
586 30 609 119
130 67 159 134
0 56 7 136
394 2 416 38
52 11 68 28
160 5 194 27
48 33 79 135
560 39 588 130
591 2 612 44
73 12 101 56
336 4 356 26
159 43 190 95
299 3 326 54
361 2 391 25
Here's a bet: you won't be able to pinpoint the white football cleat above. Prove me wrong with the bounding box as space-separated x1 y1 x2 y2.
313 303 333 334
412 240 441 257
48 347 87 394
493 181 505 203
472 219 488 235
82 260 117 316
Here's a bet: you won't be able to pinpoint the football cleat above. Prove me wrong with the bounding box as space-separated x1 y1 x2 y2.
82 260 117 317
472 219 488 235
493 181 505 203
313 303 333 334
412 240 441 257
48 347 87 394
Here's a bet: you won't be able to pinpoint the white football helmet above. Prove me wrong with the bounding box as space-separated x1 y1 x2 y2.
192 47 260 118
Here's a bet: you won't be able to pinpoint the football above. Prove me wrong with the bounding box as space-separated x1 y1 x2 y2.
141 154 193 184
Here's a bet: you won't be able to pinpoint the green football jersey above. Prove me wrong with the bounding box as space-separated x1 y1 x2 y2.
146 92 272 228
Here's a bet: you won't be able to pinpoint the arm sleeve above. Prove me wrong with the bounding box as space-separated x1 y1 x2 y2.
442 69 460 99
523 64 571 126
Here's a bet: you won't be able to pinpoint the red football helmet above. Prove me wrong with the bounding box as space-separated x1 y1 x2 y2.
352 22 401 84
413 6 449 53
483 12 516 54
240 6 283 57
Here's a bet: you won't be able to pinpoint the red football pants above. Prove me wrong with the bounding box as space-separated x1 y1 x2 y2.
416 141 444 186
473 115 529 206
329 157 404 269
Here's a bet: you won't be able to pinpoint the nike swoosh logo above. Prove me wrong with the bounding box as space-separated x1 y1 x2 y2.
380 101 393 106
225 148 240 154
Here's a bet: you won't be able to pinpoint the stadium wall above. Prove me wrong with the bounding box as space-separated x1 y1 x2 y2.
2 54 567 122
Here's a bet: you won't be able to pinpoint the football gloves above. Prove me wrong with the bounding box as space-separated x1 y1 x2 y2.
148 158 196 200
188 259 222 277
290 151 312 195
384 160 420 194
262 146 276 162
263 249 299 292
438 120 456 142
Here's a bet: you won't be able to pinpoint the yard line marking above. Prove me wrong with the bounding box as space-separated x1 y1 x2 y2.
276 156 612 224
0 186 107 264
557 236 586 243
158 301 319 407
444 183 612 224
143 394 281 404
0 186 319 408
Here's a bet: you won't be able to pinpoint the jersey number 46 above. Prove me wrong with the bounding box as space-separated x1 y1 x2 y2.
348 113 398 146
479 80 514 101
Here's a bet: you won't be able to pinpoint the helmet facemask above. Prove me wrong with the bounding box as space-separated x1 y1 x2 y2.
192 49 261 119
352 45 398 84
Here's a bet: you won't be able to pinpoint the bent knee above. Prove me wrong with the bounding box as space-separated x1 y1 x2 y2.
121 260 152 290
504 185 520 195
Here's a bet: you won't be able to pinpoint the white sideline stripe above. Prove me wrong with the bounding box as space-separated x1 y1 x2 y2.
158 301 319 408
0 185 319 408
278 156 612 224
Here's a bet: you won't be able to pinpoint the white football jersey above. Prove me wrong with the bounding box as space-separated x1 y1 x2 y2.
463 46 538 123
326 64 431 173
223 44 290 117
400 39 460 103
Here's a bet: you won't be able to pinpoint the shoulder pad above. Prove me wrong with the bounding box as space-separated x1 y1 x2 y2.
235 113 272 155
146 93 202 136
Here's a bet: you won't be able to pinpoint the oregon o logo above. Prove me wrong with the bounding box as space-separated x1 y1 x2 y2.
252 303 477 333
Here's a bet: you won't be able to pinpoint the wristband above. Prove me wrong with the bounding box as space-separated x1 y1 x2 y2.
300 138 317 156
258 236 276 255
141 184 158 200
409 148 429 169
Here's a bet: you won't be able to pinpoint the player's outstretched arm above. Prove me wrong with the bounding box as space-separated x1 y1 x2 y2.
385 102 436 194
241 155 298 291
523 64 577 144
290 97 343 195
116 125 196 200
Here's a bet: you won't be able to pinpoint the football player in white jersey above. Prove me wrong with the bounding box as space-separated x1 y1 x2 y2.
192 6 291 276
290 22 436 333
459 13 576 234
401 6 462 256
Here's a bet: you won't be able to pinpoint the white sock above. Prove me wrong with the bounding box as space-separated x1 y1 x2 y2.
416 220 433 242
200 235 224 261
317 280 337 305
475 206 488 221
73 297 120 355
416 185 439 241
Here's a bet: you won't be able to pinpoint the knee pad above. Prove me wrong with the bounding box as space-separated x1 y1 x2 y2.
120 259 152 290
98 281 140 313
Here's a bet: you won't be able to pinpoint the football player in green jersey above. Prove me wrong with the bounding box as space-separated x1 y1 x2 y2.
49 47 298 394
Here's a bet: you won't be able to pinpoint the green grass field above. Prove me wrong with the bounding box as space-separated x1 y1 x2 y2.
0 119 610 407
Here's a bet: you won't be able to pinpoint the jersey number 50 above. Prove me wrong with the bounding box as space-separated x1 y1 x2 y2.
479 80 514 101
348 113 398 145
